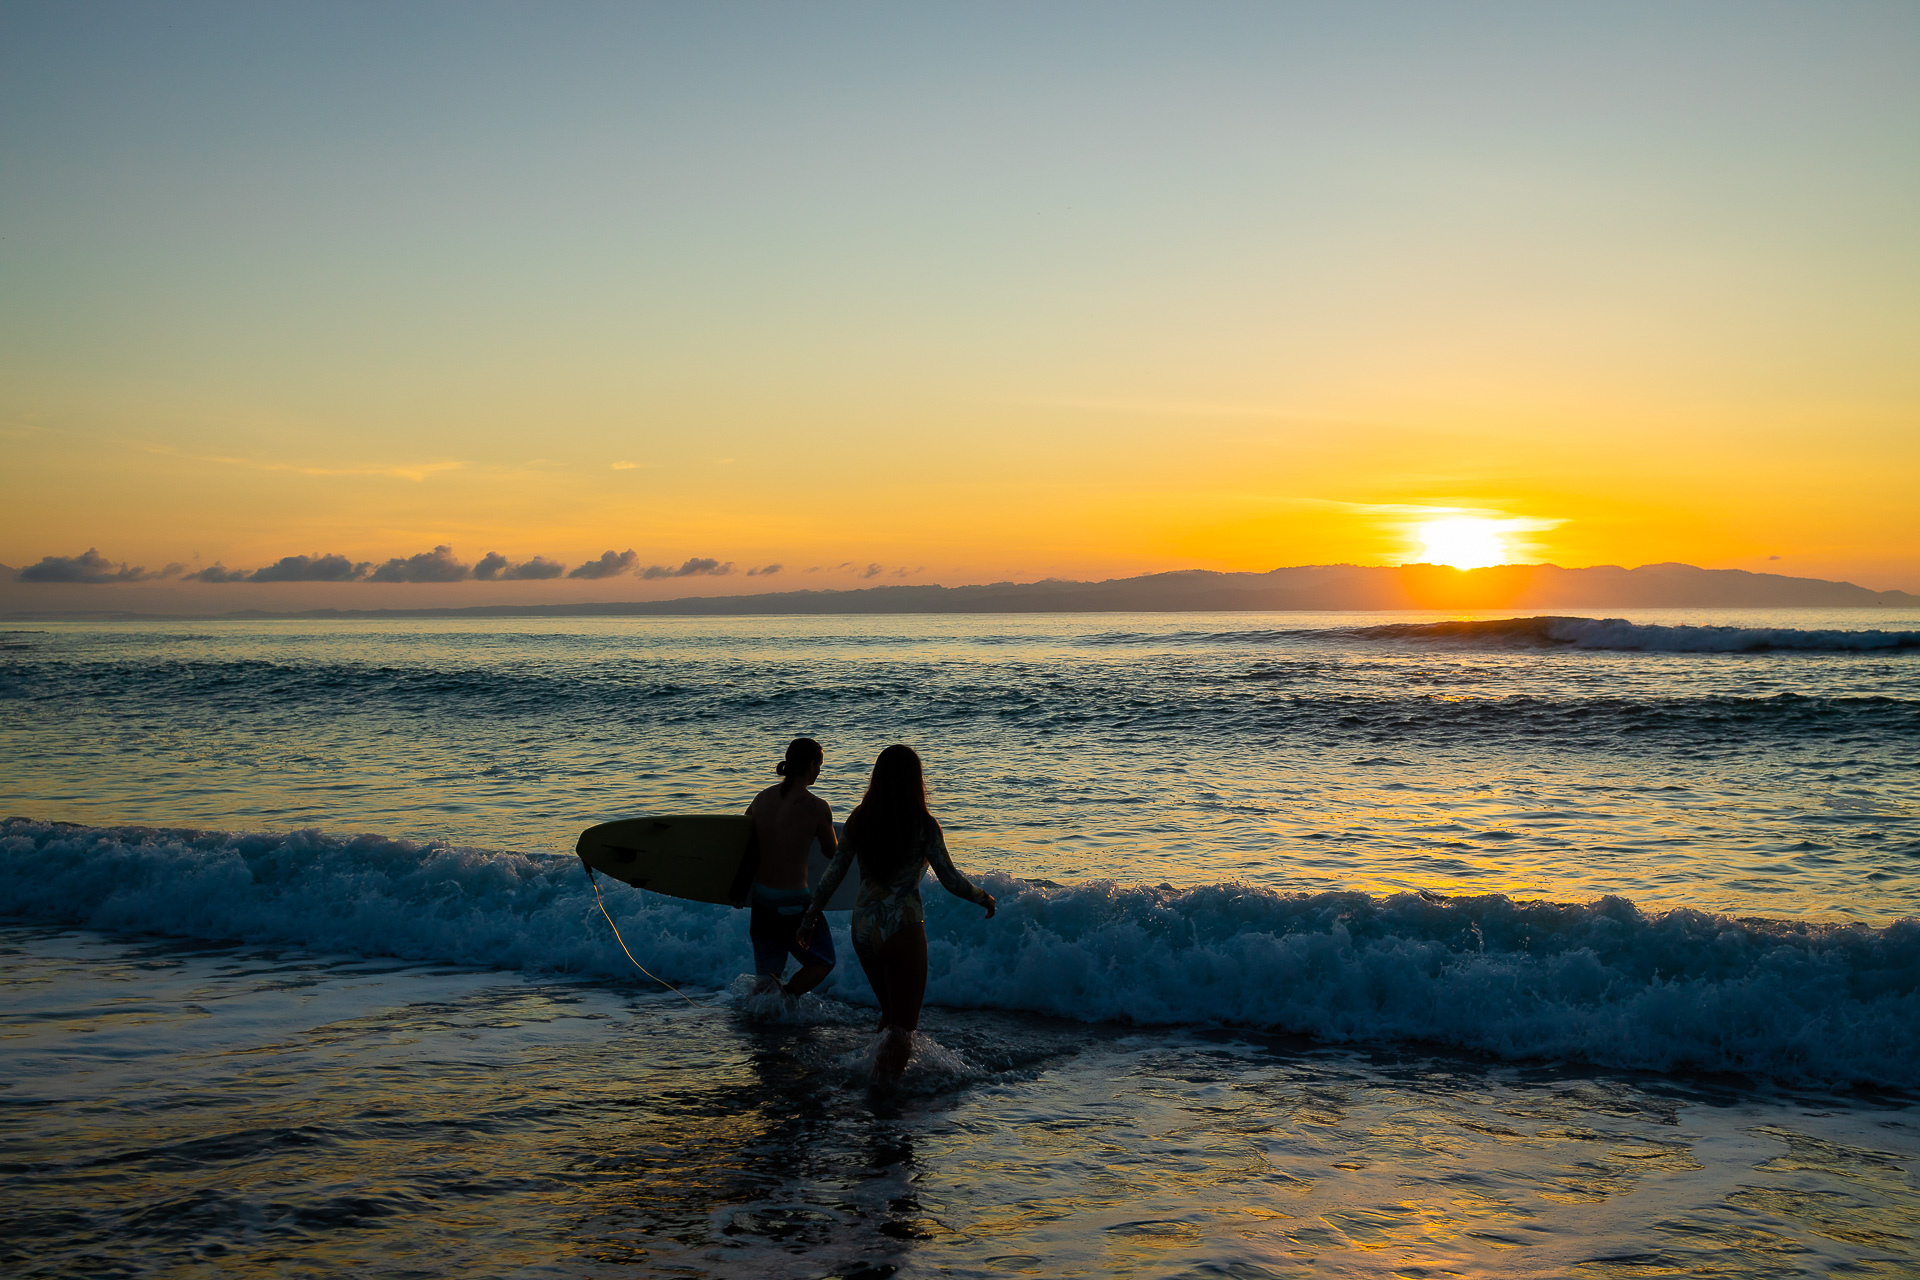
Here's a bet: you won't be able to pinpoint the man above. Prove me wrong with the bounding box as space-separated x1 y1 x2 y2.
744 737 838 996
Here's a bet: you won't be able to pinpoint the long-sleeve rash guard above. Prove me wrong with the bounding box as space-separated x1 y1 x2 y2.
806 814 988 949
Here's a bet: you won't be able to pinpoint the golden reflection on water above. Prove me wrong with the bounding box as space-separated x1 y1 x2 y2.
7 928 1919 1279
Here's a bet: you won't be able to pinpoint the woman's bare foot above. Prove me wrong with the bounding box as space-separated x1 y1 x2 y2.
875 1026 912 1081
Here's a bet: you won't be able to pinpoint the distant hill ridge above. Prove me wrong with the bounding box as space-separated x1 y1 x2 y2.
6 562 1914 621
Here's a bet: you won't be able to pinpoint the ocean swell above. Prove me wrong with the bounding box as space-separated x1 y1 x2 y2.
4 819 1916 1089
5 655 1910 750
1345 616 1920 653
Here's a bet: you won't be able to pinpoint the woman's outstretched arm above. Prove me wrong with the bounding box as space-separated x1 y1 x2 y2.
797 831 856 944
926 822 996 918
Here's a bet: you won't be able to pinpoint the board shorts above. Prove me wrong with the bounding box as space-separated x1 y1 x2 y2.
749 884 836 976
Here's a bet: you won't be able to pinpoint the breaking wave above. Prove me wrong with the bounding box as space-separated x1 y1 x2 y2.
5 819 1916 1089
1343 616 1920 653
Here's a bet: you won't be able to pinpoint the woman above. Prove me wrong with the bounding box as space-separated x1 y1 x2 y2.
797 744 995 1080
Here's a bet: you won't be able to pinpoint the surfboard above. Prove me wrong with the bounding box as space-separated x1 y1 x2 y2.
575 816 857 910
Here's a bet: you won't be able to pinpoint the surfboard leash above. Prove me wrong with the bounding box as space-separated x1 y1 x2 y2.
584 864 702 1008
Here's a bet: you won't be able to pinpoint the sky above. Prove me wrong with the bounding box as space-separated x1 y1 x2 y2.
3 1 1917 608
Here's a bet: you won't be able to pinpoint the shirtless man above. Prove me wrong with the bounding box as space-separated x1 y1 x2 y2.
744 737 838 996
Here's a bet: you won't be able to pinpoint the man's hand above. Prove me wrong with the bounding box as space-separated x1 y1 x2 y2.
981 894 996 920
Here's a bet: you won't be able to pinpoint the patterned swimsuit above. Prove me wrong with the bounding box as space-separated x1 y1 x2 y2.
808 815 989 949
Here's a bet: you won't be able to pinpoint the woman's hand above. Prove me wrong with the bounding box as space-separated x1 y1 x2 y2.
795 908 823 947
981 894 996 920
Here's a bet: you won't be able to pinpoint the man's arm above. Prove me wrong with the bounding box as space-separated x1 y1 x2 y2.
815 796 837 859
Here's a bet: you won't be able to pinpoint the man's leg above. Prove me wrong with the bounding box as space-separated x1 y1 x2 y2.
783 960 830 996
750 918 789 994
778 913 836 996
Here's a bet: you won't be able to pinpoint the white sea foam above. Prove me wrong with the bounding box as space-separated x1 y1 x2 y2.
4 819 1916 1088
722 974 872 1025
828 1030 984 1092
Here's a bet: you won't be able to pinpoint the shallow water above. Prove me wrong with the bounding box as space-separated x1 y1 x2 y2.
2 609 1918 1275
6 924 1918 1279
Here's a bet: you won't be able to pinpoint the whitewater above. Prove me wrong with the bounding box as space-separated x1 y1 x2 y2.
9 818 1919 1090
4 608 1918 1277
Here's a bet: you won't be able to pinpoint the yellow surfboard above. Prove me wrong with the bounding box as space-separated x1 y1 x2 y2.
575 815 857 910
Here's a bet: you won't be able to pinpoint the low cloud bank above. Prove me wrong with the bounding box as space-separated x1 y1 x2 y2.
369 545 469 583
475 553 566 581
249 553 370 583
15 546 801 588
641 557 732 580
17 548 175 584
183 565 252 583
567 549 640 580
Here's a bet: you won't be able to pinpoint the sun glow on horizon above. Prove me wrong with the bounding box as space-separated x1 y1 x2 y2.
1415 517 1512 570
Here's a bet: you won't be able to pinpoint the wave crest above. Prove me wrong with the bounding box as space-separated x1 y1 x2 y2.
1344 616 1920 653
3 819 1915 1088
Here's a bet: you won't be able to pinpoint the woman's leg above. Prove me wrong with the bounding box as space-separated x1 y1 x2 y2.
874 923 928 1078
852 938 891 1028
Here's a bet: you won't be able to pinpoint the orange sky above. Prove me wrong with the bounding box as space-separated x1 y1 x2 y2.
4 4 1917 602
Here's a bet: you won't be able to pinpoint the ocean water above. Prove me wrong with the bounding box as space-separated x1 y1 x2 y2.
3 609 1918 1277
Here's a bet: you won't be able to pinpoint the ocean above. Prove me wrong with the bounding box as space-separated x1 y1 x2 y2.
3 609 1918 1277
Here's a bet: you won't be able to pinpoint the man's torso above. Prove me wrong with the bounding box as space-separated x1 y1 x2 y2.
750 784 826 891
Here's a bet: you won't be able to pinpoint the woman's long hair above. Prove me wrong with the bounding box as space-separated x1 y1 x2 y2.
774 737 823 797
847 744 932 879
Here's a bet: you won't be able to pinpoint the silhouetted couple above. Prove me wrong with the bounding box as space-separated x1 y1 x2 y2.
745 738 996 1080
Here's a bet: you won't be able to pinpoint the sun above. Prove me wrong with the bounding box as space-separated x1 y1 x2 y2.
1415 516 1511 569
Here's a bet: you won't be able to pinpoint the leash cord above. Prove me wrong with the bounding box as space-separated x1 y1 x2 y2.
588 870 700 1007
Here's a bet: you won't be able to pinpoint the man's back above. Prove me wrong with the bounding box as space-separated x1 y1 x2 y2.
749 783 833 892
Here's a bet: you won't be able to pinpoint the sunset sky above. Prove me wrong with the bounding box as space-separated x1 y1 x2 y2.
3 1 1917 607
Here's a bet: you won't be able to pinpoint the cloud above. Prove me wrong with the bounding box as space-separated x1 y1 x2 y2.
369 545 470 583
611 461 638 470
641 557 733 580
1025 396 1304 420
746 563 784 577
503 555 565 580
860 563 882 579
205 455 465 482
248 553 371 583
1313 499 1566 533
184 564 251 583
568 549 640 579
474 552 567 581
890 566 924 578
17 548 163 583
